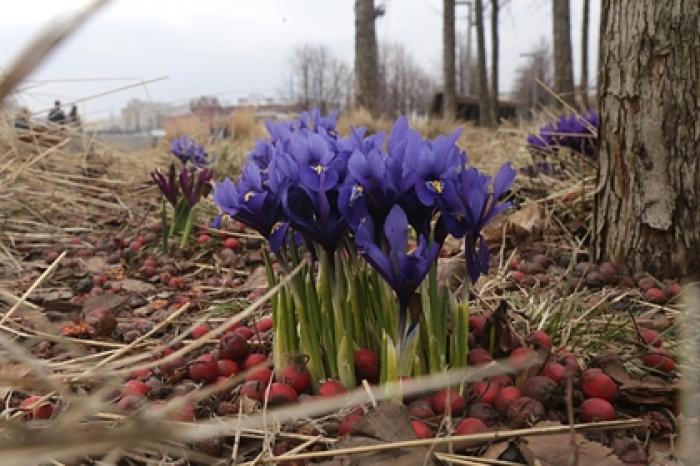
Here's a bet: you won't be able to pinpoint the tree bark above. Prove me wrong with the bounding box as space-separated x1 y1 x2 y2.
594 0 700 279
579 0 590 109
443 0 457 120
552 0 575 107
475 0 492 126
355 0 380 116
489 0 499 125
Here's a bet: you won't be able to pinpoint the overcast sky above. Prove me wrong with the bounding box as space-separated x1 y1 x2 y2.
0 0 599 120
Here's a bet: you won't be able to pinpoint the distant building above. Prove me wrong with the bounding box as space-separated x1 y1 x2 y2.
121 99 174 132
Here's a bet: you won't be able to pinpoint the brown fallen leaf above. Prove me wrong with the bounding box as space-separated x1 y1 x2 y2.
483 200 542 244
82 293 127 314
519 421 625 466
111 279 155 294
239 266 268 292
79 256 107 274
594 352 680 408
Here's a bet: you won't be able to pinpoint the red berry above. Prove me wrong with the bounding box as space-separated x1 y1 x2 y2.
354 348 380 384
280 363 312 394
318 379 346 396
506 396 545 428
234 327 255 340
168 276 185 289
197 234 211 245
240 380 265 400
338 413 362 435
640 328 662 347
188 356 219 383
644 287 667 304
469 315 488 336
244 353 268 370
508 259 521 271
256 316 273 332
20 396 54 420
522 376 558 405
582 369 618 401
541 361 567 384
217 359 239 377
191 325 210 339
219 331 249 360
637 277 656 291
130 367 152 380
454 417 487 435
510 270 526 283
116 394 144 412
432 389 466 415
408 399 435 419
509 347 534 371
489 374 513 388
494 386 522 412
267 382 298 405
245 366 273 385
469 381 499 406
129 240 144 252
223 237 240 250
642 348 675 372
164 397 196 422
557 351 582 377
468 347 494 366
526 330 553 351
411 419 433 439
122 379 149 397
664 282 682 297
580 397 616 422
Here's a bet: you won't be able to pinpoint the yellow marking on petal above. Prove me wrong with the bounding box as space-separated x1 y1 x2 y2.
271 222 284 233
313 164 324 174
244 191 256 202
430 180 444 194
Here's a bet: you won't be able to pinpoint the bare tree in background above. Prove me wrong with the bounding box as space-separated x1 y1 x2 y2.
475 0 492 126
579 0 590 109
289 45 353 111
489 0 499 125
355 0 380 116
443 0 456 120
512 38 553 110
594 0 700 277
552 0 575 107
379 42 436 117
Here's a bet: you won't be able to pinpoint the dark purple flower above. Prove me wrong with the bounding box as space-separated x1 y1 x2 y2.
151 163 180 206
443 162 516 284
288 130 344 193
179 167 212 208
170 135 207 166
355 205 440 339
283 184 347 254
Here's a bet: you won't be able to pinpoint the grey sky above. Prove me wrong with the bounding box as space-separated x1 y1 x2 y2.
0 0 599 120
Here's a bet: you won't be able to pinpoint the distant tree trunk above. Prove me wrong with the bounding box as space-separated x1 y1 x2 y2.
475 0 491 126
489 0 499 125
443 0 456 120
579 0 590 109
552 0 575 107
594 0 700 278
355 0 380 116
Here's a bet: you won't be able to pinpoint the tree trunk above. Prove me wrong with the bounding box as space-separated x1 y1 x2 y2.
355 0 380 116
579 0 590 109
594 0 700 279
475 0 492 127
489 0 499 125
552 0 575 107
443 0 456 120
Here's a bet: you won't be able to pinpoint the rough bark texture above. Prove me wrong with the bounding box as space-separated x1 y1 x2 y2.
355 0 380 116
580 0 590 109
594 0 700 279
553 0 575 107
490 0 499 125
475 0 492 127
443 0 457 120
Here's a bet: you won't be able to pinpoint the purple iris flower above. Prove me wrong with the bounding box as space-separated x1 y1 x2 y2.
213 163 288 252
170 135 207 166
443 162 516 284
414 129 464 209
179 166 213 208
151 163 180 206
288 130 344 193
355 205 440 340
526 111 598 159
283 184 347 254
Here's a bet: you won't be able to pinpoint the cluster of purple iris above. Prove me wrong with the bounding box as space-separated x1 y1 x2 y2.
214 109 515 313
526 111 599 159
151 135 213 209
